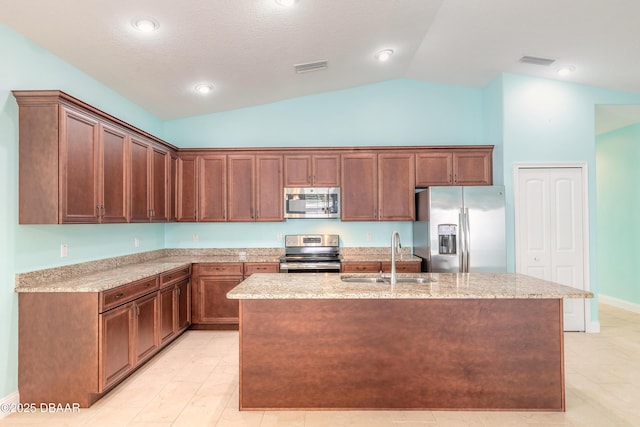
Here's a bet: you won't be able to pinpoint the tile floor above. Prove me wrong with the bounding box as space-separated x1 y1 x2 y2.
1 303 639 426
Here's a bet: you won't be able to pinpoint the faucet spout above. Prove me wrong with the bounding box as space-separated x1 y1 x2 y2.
390 231 401 285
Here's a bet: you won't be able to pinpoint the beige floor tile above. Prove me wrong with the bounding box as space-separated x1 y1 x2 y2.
3 304 640 427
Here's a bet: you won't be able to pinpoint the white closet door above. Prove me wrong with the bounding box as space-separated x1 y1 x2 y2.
516 167 586 331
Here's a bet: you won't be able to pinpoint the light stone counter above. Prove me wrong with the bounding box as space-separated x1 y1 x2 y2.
227 272 594 300
14 247 422 293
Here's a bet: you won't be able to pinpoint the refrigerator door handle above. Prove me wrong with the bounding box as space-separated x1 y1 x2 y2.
464 207 471 272
458 208 465 273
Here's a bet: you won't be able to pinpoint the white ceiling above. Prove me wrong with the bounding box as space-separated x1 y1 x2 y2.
3 0 640 128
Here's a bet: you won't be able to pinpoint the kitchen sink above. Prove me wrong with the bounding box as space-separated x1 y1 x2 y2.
340 276 434 284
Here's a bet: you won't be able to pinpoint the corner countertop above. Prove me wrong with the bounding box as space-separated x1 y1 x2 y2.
227 272 594 300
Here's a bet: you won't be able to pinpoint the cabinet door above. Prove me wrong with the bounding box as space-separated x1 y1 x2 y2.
133 292 159 364
453 150 492 185
199 154 227 222
341 153 377 221
99 303 134 391
169 152 178 222
380 261 421 273
159 286 176 345
378 152 415 221
313 154 340 186
227 155 255 221
129 137 151 222
193 276 242 325
255 155 283 221
415 151 453 186
341 262 381 273
151 145 170 222
176 279 191 332
284 155 312 186
177 154 198 221
100 124 129 223
59 107 100 223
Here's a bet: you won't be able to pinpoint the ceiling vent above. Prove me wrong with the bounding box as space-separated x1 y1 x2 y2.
294 60 328 74
519 56 556 66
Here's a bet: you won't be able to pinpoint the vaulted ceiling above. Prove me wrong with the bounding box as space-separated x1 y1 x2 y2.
2 0 640 128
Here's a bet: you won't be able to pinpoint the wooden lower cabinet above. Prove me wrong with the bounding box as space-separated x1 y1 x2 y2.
342 261 421 273
159 277 192 345
19 267 191 407
192 263 244 329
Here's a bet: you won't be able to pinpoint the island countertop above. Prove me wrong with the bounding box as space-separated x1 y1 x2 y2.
227 272 594 300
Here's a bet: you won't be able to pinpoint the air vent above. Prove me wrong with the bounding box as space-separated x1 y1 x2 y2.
519 56 556 66
294 60 328 74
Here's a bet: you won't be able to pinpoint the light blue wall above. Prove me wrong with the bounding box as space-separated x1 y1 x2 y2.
500 73 640 322
164 78 487 248
164 79 485 148
596 124 640 304
0 24 167 398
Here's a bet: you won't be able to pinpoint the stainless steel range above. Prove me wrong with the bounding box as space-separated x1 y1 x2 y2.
279 234 341 273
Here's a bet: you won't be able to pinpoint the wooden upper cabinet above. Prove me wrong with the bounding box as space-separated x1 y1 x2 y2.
169 152 178 222
227 155 255 222
59 107 101 223
341 153 378 221
151 144 170 222
228 154 282 222
415 151 453 186
378 152 415 221
129 137 151 222
13 90 177 224
199 154 227 222
284 153 340 187
453 149 492 185
255 155 283 221
416 148 492 187
176 154 198 222
99 123 129 223
129 138 171 222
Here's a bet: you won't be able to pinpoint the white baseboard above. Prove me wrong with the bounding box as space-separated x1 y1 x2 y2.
598 294 640 314
0 391 19 419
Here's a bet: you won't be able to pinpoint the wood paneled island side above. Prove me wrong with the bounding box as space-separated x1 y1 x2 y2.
227 272 593 411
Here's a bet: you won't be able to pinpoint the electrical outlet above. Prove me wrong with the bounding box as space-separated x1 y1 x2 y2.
60 244 68 258
238 251 247 261
277 232 283 241
366 232 373 241
192 234 199 243
134 237 140 248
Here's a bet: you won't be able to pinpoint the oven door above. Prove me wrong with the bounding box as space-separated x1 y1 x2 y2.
279 261 341 273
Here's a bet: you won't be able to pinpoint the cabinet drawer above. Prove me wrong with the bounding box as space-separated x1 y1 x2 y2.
244 262 279 277
160 266 191 287
341 262 381 273
380 261 421 273
100 276 159 312
196 263 244 276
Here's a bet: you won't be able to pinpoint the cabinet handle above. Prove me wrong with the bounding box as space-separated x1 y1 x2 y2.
113 293 124 300
176 288 181 296
144 282 152 288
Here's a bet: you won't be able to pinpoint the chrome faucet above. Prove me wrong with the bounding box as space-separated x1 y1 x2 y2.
390 230 402 285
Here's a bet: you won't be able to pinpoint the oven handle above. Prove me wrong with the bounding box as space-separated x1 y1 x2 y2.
279 262 341 272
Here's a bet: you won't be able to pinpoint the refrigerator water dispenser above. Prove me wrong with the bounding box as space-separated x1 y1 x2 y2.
438 224 457 255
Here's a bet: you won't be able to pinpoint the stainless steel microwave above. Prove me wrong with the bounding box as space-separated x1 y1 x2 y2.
284 187 340 219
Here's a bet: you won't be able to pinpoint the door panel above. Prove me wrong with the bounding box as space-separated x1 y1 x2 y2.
516 167 586 331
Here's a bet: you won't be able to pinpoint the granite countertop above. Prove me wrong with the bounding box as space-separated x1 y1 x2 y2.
15 247 420 293
15 254 282 293
227 272 594 300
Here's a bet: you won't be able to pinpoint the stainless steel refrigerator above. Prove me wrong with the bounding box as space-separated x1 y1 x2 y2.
413 186 506 273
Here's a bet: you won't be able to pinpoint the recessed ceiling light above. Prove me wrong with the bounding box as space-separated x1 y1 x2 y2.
375 49 394 62
556 65 575 76
132 17 159 32
194 83 214 95
275 0 297 7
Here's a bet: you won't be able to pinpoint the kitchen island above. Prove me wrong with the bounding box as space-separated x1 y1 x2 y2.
227 272 593 412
